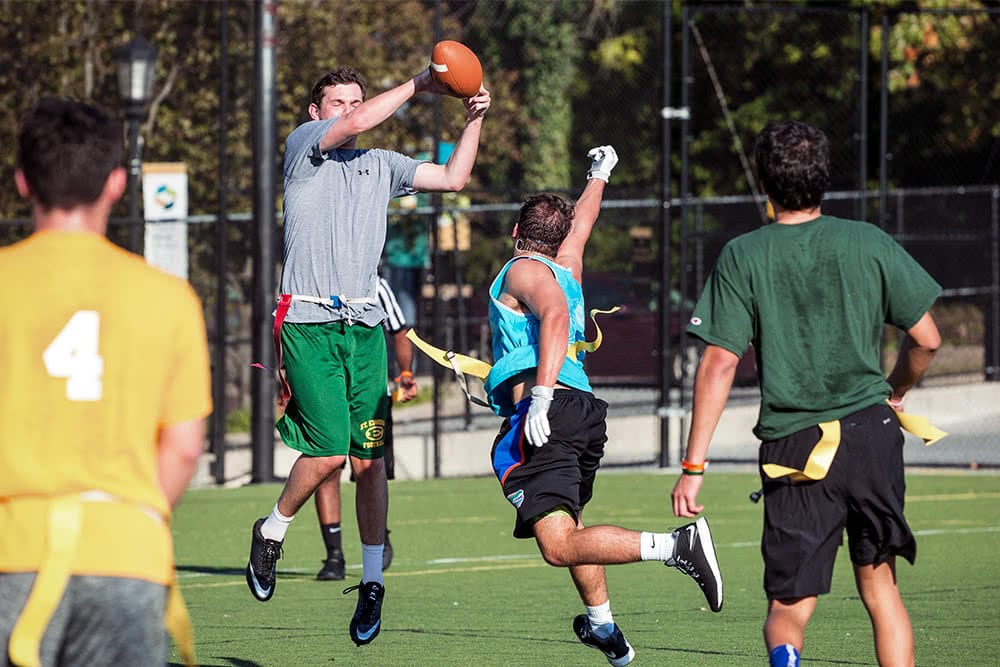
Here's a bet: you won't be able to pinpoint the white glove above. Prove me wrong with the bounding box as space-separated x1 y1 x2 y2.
587 145 618 182
524 386 554 447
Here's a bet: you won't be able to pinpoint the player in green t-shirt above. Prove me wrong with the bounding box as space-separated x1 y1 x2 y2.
672 120 941 667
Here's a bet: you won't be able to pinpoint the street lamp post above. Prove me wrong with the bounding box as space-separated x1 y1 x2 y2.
113 36 158 254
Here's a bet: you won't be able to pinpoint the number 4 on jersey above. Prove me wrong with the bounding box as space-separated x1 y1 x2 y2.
43 310 104 401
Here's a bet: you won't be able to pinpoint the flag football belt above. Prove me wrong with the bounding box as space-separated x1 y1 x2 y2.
6 492 196 667
406 306 620 407
267 293 377 406
761 406 948 483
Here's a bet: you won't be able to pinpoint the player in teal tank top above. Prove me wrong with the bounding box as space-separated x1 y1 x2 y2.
487 146 724 667
484 253 591 417
674 120 942 667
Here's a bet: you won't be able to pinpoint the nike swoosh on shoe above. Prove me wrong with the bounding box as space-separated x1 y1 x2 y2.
247 564 274 599
354 620 381 641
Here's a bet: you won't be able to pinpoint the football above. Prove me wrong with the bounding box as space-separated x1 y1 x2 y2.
430 40 482 98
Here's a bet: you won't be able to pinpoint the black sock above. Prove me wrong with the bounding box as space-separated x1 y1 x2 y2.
320 522 342 559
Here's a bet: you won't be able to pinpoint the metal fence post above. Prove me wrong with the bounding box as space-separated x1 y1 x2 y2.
657 0 674 468
251 0 277 483
858 6 869 222
431 0 443 479
878 11 890 231
678 5 692 414
211 0 230 485
989 186 1000 381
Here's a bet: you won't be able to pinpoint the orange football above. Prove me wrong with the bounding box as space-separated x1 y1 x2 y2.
430 40 482 98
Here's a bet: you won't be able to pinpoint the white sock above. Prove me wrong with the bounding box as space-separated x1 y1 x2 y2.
586 601 614 636
361 543 385 585
640 531 675 562
261 504 293 542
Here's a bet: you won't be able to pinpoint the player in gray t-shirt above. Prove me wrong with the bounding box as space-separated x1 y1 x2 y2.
245 66 490 647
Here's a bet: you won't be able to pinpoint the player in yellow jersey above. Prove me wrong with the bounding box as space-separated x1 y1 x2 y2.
0 97 212 667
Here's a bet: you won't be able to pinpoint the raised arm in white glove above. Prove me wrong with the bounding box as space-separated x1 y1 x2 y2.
587 145 619 182
524 385 554 446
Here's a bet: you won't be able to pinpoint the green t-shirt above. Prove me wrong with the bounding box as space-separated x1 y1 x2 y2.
688 215 940 440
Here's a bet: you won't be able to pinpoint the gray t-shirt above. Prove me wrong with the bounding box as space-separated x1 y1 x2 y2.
279 117 423 325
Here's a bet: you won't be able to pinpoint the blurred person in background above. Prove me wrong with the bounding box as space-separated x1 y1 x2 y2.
314 275 417 581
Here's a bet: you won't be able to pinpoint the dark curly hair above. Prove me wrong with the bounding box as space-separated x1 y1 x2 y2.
18 97 123 210
514 193 575 256
754 120 830 212
310 67 367 108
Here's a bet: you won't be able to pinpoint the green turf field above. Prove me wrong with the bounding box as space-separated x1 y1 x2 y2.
171 471 1000 666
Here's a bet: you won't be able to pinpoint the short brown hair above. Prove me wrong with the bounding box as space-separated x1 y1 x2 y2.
18 97 123 210
515 193 575 256
310 67 367 108
754 120 830 211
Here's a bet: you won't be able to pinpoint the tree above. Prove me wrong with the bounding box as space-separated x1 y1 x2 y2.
872 2 1000 186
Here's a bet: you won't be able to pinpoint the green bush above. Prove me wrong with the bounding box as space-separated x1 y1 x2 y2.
225 409 251 434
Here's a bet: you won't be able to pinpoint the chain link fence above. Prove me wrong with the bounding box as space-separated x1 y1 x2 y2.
1 1 996 474
677 4 999 468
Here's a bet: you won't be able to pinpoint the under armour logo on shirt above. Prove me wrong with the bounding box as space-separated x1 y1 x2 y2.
357 168 370 175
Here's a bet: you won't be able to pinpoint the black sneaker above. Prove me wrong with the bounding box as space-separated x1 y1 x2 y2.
246 517 283 602
666 516 723 612
572 615 635 667
344 581 385 646
382 529 393 571
317 550 346 581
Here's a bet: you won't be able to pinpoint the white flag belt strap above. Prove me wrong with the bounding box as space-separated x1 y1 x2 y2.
267 292 380 407
283 294 377 307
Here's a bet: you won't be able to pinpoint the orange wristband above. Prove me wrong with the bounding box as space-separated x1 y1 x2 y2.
395 370 413 383
681 459 707 475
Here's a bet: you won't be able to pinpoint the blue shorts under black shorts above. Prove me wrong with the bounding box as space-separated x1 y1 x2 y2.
490 388 608 539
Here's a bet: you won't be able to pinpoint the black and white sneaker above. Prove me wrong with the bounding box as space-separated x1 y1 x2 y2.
573 615 635 667
245 517 282 601
345 581 385 646
317 550 346 581
666 516 723 612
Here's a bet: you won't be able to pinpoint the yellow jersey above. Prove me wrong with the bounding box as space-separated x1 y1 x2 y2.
0 230 212 582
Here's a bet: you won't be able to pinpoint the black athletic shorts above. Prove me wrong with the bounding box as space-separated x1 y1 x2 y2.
759 402 915 600
490 388 608 539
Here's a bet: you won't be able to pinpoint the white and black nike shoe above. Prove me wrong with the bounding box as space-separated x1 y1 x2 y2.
245 517 282 602
667 516 723 612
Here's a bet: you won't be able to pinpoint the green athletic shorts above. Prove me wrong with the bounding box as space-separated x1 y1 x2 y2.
276 321 388 459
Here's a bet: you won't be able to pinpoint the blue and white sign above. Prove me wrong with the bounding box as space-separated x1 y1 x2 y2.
142 162 189 279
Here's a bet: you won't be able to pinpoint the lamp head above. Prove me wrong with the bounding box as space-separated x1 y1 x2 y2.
113 36 158 108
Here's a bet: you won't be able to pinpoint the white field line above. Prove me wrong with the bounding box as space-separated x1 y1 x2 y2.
725 525 1000 549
